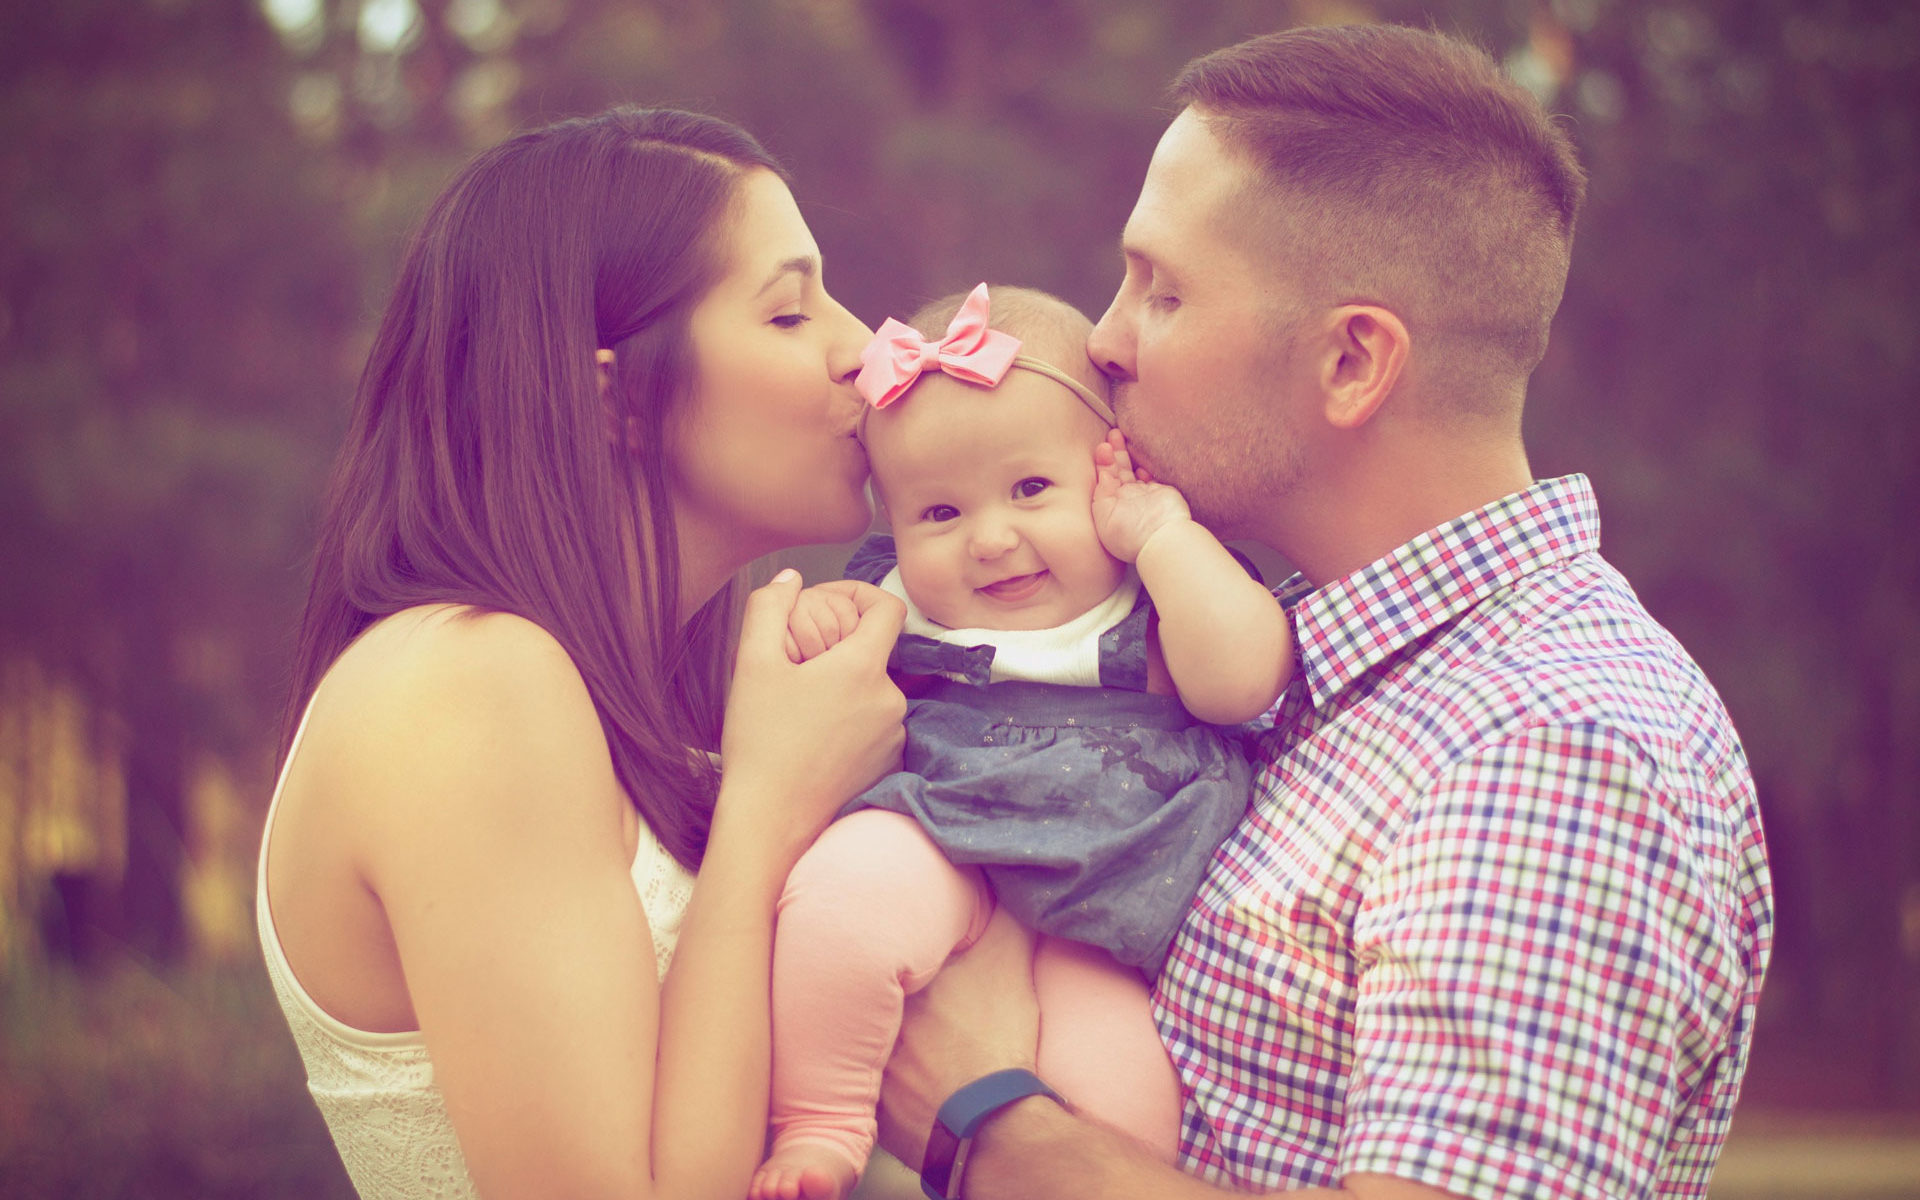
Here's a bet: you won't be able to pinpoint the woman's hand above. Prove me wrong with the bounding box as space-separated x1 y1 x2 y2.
1092 429 1193 564
719 570 907 854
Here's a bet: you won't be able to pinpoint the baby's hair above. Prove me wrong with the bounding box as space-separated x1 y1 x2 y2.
907 286 1107 401
862 285 1111 524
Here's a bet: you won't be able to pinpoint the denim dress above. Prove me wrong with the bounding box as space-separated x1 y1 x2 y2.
842 536 1254 975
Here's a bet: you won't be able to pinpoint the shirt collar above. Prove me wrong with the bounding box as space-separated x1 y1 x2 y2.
1280 474 1600 712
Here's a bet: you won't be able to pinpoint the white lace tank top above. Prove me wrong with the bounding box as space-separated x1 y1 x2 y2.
255 700 697 1199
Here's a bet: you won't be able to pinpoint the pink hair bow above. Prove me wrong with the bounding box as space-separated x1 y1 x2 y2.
855 283 1022 409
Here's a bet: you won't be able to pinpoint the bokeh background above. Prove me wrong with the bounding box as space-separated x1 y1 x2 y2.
2 0 1915 1196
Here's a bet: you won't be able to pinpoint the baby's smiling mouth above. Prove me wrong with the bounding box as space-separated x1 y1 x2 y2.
977 571 1048 600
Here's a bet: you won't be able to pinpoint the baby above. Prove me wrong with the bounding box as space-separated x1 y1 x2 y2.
751 284 1295 1200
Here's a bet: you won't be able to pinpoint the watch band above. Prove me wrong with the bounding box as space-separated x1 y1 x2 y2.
919 1068 1061 1200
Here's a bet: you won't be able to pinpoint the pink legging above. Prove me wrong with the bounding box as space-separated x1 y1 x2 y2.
768 808 1182 1176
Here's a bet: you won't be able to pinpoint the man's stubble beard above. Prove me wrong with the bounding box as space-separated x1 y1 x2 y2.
1114 384 1306 545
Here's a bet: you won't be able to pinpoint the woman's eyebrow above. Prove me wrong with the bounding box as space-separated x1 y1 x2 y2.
756 256 817 297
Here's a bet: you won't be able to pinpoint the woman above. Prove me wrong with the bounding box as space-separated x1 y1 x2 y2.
256 107 907 1199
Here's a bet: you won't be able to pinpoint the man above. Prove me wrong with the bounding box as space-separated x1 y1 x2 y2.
878 23 1772 1200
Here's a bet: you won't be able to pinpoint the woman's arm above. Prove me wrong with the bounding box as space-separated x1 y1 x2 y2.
350 575 903 1200
1092 430 1291 724
650 573 907 1192
350 609 667 1198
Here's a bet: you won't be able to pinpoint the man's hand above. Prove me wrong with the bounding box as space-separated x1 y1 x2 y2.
873 907 1468 1200
1092 429 1193 563
877 908 1041 1170
783 578 891 664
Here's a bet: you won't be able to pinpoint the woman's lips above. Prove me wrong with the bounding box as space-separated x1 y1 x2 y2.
977 571 1048 602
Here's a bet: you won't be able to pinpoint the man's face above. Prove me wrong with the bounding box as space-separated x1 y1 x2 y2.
1087 108 1315 546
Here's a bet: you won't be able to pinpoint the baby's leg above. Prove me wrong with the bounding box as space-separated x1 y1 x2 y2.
1033 934 1182 1163
756 809 993 1200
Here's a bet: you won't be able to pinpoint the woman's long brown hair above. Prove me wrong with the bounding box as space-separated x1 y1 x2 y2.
283 108 782 870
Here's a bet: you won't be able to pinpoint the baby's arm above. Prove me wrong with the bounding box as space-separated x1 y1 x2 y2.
785 579 891 663
1091 430 1292 724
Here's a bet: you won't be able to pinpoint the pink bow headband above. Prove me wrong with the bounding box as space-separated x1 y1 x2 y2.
853 283 1116 426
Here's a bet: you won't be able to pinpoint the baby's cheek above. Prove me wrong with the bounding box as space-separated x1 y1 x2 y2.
1065 505 1121 559
894 553 956 622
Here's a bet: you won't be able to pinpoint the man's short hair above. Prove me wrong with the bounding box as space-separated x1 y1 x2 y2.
1173 24 1587 410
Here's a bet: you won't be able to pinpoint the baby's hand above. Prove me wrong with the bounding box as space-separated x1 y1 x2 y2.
786 579 889 663
1092 429 1191 563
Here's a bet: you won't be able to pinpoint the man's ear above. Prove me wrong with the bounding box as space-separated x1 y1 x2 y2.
1317 305 1408 430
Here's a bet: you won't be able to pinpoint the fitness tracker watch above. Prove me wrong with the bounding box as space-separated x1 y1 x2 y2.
918 1068 1062 1200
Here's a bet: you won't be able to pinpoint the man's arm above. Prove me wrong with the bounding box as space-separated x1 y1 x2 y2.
877 911 1461 1200
962 1100 1454 1200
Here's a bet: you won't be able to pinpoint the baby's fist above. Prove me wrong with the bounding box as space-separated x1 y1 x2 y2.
785 581 868 662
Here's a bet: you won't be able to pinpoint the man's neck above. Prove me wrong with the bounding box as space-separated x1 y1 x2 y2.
1269 436 1535 587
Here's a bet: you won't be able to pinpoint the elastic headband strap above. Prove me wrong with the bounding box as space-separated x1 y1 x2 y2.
1010 355 1115 427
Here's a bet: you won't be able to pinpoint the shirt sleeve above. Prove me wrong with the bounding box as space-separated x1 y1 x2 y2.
1338 721 1749 1200
842 532 897 585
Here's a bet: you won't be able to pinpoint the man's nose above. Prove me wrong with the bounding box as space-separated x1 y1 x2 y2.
1088 297 1135 383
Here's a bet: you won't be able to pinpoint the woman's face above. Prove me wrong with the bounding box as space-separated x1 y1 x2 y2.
672 169 873 583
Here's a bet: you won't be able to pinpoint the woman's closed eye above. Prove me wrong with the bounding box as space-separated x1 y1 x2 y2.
1012 477 1051 499
770 312 812 329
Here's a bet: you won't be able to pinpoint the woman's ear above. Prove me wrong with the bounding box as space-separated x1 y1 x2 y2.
1318 305 1408 430
596 348 645 455
594 347 617 400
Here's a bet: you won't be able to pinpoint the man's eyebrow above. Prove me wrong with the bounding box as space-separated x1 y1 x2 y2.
756 256 817 297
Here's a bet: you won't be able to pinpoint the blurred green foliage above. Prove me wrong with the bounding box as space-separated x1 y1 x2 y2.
0 0 1917 1191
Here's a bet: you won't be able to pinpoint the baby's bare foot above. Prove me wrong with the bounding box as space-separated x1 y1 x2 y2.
748 1143 858 1200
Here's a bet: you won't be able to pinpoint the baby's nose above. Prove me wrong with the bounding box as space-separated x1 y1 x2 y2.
968 521 1019 559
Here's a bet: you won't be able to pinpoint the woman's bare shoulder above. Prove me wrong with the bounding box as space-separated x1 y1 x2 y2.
307 606 619 832
325 605 591 722
346 603 573 675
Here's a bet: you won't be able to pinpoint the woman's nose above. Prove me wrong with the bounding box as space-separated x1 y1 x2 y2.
827 294 874 386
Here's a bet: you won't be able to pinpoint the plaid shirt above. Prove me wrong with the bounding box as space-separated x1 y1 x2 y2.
1153 475 1772 1200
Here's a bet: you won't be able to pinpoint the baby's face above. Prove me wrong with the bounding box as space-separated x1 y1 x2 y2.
868 370 1125 631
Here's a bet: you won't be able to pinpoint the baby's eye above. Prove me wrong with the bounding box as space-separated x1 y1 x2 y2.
771 312 811 329
922 504 960 523
1013 477 1051 499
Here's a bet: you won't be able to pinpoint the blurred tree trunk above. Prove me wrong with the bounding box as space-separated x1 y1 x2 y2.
111 555 188 964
